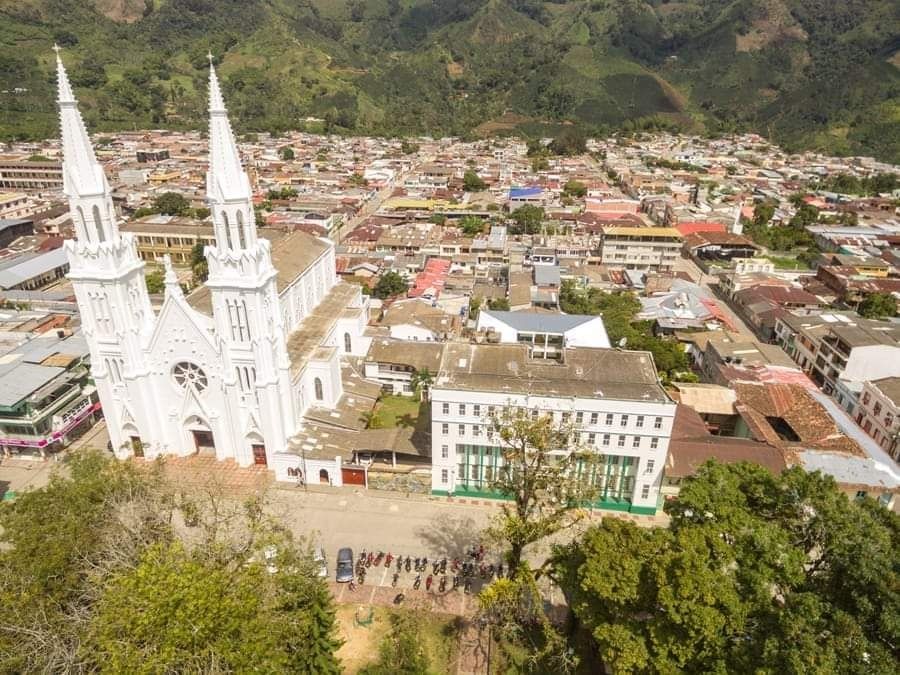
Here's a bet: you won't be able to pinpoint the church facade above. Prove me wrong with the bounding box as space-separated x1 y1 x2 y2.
57 50 369 470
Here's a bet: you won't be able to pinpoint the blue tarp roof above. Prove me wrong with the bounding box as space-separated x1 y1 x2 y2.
509 187 543 199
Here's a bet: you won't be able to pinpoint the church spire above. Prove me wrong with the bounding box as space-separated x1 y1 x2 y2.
55 45 118 245
206 55 257 250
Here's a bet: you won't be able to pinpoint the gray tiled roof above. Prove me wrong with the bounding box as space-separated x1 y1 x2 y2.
480 310 595 334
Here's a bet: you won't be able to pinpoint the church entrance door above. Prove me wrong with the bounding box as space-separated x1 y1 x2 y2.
192 430 216 455
252 444 267 466
319 469 330 484
130 436 143 458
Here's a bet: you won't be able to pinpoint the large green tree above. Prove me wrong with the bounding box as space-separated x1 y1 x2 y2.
559 281 690 378
373 270 408 299
463 169 486 192
554 461 900 674
0 452 342 673
509 205 545 235
858 292 898 320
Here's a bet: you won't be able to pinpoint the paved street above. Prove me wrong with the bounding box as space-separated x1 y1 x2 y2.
333 163 419 244
267 485 497 563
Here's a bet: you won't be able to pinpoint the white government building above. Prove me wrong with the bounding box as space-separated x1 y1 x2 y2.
429 343 675 515
57 49 369 477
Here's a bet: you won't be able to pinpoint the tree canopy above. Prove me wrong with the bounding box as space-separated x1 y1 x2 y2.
463 169 487 192
373 270 408 299
858 292 898 320
152 191 191 216
554 461 900 674
144 268 165 294
0 452 342 673
509 205 545 235
559 281 690 378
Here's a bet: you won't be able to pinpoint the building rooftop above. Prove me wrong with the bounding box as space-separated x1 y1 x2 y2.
366 339 444 373
796 451 900 490
0 248 68 290
187 229 331 315
286 282 359 377
434 343 669 402
479 310 603 336
604 226 682 238
871 376 900 407
667 404 786 479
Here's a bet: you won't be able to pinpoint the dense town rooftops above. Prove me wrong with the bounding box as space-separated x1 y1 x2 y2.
434 343 669 403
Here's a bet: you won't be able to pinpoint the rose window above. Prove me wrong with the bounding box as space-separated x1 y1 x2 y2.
172 362 208 393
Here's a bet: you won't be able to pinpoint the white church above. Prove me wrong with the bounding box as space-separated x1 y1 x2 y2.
57 49 370 478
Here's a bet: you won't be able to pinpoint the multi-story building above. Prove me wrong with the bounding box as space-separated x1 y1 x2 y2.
0 159 63 192
856 377 900 460
429 342 676 514
0 192 34 219
774 311 900 412
120 215 218 264
0 330 98 458
599 226 682 272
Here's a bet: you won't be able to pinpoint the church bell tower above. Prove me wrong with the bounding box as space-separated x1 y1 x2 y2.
56 46 159 456
203 57 295 463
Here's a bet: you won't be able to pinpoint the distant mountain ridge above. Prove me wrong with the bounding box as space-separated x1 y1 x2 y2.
1 0 898 162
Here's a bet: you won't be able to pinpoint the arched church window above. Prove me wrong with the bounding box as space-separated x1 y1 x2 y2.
314 377 324 401
236 210 247 249
172 362 208 393
92 205 106 243
344 332 352 353
76 206 86 235
222 211 233 249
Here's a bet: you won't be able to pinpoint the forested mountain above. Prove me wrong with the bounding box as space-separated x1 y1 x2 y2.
1 0 898 161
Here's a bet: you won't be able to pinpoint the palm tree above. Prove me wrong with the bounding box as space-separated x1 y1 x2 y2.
410 368 433 402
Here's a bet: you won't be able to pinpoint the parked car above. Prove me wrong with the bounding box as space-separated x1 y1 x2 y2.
313 546 328 578
335 547 354 583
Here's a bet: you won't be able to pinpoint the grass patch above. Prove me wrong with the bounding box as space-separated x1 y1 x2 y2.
335 605 461 674
765 254 811 270
369 395 422 429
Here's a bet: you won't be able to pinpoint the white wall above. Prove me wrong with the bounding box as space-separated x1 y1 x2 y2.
429 387 674 511
564 317 611 349
389 324 437 341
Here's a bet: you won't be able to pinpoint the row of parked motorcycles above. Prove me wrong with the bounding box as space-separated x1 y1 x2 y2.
351 548 506 594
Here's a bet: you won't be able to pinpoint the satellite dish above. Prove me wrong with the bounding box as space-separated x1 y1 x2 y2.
618 337 627 348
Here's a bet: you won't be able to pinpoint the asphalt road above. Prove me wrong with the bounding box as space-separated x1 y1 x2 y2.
267 486 497 565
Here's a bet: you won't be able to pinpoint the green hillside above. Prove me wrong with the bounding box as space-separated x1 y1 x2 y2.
1 0 898 162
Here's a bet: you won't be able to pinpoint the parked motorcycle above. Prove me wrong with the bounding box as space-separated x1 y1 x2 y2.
405 557 411 573
385 552 393 567
413 574 421 590
392 572 399 587
426 574 433 591
439 575 447 593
